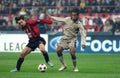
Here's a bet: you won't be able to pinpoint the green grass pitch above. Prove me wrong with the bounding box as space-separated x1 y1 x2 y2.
0 52 120 78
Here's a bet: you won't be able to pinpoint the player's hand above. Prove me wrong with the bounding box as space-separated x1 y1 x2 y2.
82 44 86 49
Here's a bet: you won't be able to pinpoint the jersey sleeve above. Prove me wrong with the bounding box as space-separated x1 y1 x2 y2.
36 19 53 24
27 19 52 25
78 22 86 45
51 16 66 22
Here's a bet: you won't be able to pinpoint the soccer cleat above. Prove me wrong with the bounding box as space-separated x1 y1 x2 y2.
58 65 67 71
10 68 19 72
47 61 54 67
74 67 79 72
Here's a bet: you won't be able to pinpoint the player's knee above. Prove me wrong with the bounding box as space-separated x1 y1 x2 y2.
70 48 76 55
70 49 76 60
20 52 25 58
70 49 75 55
70 51 75 56
40 47 45 52
57 47 63 57
57 49 61 53
39 44 45 52
57 49 62 55
57 47 63 53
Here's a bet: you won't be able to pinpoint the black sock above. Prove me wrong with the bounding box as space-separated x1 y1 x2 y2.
71 55 76 67
57 52 63 57
16 58 24 71
57 52 66 66
42 51 49 63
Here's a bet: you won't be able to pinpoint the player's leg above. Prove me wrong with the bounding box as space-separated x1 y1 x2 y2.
57 46 64 65
69 39 79 72
57 39 68 71
70 47 78 72
10 47 31 72
39 43 54 67
57 46 67 71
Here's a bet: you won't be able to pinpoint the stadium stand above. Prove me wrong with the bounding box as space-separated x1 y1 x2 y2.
0 0 120 34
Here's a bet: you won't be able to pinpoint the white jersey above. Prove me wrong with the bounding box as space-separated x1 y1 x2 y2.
51 16 86 45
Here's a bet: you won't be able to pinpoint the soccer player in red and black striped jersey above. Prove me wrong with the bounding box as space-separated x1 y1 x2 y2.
10 15 54 72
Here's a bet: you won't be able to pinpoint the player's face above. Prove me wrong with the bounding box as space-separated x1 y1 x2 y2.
18 20 26 27
71 12 78 22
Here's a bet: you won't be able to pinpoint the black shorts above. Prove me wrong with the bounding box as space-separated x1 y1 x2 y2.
26 36 46 51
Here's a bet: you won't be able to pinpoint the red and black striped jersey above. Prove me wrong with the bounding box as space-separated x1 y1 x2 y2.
21 19 52 39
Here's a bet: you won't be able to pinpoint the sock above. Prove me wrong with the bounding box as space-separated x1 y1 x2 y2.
71 55 76 67
16 58 24 71
42 51 49 63
57 53 65 66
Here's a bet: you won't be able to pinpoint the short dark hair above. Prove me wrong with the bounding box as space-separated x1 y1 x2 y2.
71 8 79 15
15 15 25 23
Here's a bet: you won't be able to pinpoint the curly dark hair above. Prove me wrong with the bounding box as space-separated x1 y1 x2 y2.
15 15 25 23
71 8 79 15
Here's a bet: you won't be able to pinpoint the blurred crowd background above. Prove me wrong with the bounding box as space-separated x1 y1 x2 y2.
0 0 120 35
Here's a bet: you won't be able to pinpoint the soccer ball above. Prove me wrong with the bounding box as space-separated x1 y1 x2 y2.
38 64 47 72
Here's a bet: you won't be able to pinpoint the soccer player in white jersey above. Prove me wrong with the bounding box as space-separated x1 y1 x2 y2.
47 8 86 72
